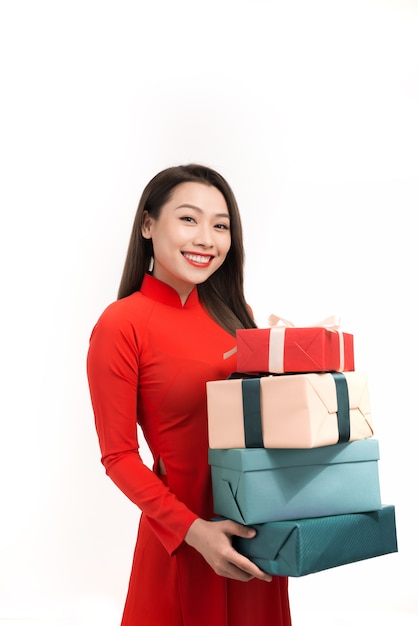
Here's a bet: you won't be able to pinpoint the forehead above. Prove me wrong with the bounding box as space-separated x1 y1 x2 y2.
168 182 229 214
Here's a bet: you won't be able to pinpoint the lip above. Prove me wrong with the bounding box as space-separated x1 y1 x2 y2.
182 251 214 268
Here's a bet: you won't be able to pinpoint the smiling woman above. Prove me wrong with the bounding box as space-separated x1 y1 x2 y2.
117 164 257 336
86 164 291 626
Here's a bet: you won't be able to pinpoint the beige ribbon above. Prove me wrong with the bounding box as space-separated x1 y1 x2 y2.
267 314 345 372
223 346 237 360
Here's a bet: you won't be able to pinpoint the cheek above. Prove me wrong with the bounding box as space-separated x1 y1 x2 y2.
223 235 232 256
151 238 170 262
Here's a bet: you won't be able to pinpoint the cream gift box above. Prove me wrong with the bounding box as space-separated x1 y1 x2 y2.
209 439 382 524
207 371 373 449
231 505 398 577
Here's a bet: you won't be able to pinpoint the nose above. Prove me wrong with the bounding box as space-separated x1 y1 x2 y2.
193 223 214 248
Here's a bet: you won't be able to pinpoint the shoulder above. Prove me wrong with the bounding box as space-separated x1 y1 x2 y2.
89 292 153 343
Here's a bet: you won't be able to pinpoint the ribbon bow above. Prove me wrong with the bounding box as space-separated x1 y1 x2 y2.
268 313 341 331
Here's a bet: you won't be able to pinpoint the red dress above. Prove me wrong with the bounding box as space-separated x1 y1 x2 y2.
87 273 291 626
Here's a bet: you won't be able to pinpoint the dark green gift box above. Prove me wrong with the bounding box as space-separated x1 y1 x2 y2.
232 505 398 577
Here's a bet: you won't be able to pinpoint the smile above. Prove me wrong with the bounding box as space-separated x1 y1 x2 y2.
182 252 214 266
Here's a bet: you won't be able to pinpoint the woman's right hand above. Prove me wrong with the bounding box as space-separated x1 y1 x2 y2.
184 517 272 583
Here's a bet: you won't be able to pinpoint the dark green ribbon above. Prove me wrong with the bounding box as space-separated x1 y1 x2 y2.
242 378 264 448
241 372 351 447
331 372 351 443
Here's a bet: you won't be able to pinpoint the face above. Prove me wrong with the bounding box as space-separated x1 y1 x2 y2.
141 182 231 303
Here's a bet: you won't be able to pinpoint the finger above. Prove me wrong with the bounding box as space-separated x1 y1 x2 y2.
220 563 255 582
222 520 257 539
232 553 272 582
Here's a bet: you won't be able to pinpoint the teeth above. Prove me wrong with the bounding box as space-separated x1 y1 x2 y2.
183 253 211 263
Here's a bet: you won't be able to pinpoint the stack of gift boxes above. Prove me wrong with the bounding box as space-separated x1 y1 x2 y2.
207 319 398 577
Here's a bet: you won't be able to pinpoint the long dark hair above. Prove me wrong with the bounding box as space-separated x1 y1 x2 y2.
117 164 257 335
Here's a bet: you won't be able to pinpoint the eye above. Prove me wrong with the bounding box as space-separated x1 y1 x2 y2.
215 223 230 230
180 216 196 223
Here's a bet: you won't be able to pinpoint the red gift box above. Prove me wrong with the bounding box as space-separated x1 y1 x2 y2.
236 318 354 374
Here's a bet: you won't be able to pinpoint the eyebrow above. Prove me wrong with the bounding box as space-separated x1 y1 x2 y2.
175 203 230 219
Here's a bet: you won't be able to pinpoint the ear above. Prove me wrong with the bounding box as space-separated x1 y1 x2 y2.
141 211 153 239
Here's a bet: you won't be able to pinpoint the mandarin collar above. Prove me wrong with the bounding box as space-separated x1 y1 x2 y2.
140 273 199 309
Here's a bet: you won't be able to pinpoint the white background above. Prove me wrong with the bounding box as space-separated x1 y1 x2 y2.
1 0 417 624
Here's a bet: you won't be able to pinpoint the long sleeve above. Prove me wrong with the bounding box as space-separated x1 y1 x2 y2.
86 306 198 555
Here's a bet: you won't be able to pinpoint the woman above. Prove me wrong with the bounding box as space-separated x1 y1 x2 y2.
86 164 291 625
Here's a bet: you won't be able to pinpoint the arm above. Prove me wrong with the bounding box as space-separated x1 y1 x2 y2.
86 305 198 555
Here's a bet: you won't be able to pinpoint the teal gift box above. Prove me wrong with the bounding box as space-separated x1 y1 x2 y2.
209 439 381 524
232 505 398 577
